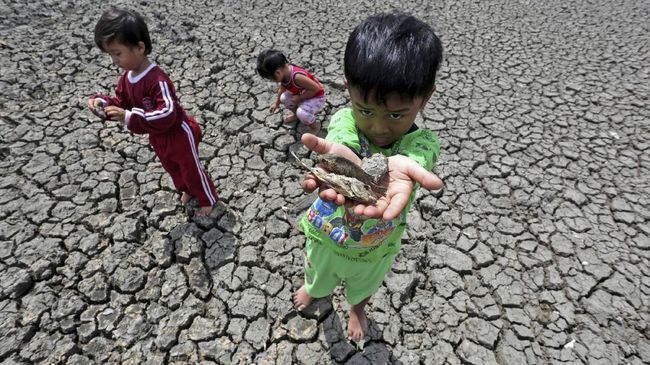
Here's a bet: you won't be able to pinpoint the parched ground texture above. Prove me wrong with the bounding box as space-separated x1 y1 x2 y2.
1 0 649 364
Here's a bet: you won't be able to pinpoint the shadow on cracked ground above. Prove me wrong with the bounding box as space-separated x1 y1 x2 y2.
0 0 649 364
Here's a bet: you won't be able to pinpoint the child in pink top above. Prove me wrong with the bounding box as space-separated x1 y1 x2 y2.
256 49 326 133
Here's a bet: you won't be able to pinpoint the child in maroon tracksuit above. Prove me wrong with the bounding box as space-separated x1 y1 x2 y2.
87 8 217 216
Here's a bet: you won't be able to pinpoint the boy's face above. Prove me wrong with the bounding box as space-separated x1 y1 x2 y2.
348 84 432 147
103 40 146 71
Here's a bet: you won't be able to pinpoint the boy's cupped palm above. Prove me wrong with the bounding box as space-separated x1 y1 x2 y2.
300 133 443 221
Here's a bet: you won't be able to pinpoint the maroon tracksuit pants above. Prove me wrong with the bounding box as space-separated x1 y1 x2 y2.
150 119 218 207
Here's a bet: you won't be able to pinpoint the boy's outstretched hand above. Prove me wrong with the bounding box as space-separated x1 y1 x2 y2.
300 133 443 221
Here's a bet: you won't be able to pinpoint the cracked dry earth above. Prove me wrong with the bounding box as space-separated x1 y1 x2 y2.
1 0 649 364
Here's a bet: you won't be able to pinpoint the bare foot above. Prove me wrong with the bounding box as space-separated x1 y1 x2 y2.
292 285 313 311
196 205 212 217
347 306 368 342
283 113 298 123
180 192 192 204
308 121 321 134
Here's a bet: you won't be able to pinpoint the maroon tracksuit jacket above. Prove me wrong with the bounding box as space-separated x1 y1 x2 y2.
96 63 218 207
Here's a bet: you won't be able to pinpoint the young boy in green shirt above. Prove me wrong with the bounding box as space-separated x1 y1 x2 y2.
293 13 444 342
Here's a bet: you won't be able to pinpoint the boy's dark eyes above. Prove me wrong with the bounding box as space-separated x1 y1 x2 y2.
357 108 404 120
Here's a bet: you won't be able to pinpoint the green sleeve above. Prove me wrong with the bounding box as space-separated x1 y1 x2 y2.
399 129 441 171
325 108 361 154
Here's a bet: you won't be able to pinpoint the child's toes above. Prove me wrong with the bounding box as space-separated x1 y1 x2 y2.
196 206 213 217
180 192 192 204
348 329 362 342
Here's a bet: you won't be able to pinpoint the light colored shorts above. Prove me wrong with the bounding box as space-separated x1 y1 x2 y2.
280 91 326 125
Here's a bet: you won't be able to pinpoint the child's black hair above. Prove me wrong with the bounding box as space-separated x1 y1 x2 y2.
344 13 443 104
256 49 288 79
94 8 152 55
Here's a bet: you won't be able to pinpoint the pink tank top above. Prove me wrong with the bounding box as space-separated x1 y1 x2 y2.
282 65 325 98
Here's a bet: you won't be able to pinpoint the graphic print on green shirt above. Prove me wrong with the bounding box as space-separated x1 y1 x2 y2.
300 108 440 262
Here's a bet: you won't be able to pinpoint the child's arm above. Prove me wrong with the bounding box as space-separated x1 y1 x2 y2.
301 133 443 221
116 79 180 134
88 76 127 115
269 85 286 113
292 74 321 103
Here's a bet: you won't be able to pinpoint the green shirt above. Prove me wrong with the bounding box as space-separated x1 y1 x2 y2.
300 108 441 262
